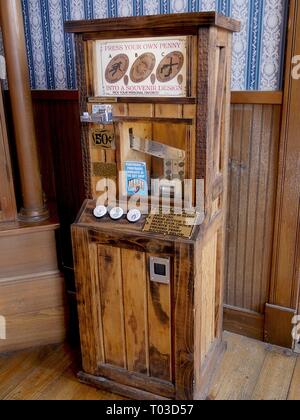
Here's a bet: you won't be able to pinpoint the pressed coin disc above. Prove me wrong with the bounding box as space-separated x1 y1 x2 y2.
105 54 130 84
130 53 156 83
156 51 184 83
109 207 124 220
93 205 108 219
127 208 142 223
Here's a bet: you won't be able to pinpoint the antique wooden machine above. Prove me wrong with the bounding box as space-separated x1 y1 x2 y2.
66 12 240 400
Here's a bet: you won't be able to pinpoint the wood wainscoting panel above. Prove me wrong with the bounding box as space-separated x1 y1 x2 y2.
225 103 281 315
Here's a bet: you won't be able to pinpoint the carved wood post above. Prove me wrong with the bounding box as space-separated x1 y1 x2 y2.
0 0 49 222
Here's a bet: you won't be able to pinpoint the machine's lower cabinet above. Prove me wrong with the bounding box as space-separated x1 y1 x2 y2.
72 223 226 400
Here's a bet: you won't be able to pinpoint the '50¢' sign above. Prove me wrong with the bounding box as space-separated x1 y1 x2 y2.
92 127 115 150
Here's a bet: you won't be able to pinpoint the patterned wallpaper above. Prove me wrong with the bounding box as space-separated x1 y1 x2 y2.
17 0 288 91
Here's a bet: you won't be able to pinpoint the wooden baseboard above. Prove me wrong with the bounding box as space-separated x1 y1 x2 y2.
0 222 67 352
264 304 296 349
78 371 169 400
0 272 67 352
223 305 265 341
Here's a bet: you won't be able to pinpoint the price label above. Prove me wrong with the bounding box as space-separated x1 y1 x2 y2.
91 127 115 150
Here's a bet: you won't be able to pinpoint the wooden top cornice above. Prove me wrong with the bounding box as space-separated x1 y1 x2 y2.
64 12 241 37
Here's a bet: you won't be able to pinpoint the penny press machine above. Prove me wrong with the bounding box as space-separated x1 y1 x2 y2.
66 12 239 400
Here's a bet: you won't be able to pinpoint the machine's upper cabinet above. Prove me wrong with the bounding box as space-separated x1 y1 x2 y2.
65 13 240 209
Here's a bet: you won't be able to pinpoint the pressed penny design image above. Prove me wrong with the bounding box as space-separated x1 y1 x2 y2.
105 54 129 83
130 53 156 83
157 51 184 83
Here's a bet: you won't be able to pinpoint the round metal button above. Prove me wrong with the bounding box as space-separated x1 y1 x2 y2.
127 209 142 223
93 205 107 219
109 207 124 220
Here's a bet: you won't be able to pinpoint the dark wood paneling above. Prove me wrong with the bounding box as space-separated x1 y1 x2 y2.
31 91 85 289
0 87 16 222
231 91 283 105
225 103 281 314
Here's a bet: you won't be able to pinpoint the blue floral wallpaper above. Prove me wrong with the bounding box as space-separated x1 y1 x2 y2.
18 0 288 91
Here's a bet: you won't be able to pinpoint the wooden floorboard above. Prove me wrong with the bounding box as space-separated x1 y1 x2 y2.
0 333 299 400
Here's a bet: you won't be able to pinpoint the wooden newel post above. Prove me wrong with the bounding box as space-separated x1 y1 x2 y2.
0 0 49 222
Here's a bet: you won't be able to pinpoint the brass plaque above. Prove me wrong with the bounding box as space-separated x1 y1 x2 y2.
91 127 115 149
92 162 117 178
143 209 198 239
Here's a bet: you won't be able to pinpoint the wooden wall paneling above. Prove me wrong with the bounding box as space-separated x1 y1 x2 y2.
0 222 67 353
121 249 148 375
224 103 281 329
31 91 85 291
71 226 102 374
147 256 172 383
0 87 16 223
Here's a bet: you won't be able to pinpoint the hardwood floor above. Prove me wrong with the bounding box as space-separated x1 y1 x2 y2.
0 332 299 400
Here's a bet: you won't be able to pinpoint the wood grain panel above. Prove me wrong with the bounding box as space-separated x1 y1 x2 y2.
121 248 148 375
225 104 281 314
147 256 172 383
0 307 66 353
0 273 65 316
0 229 59 279
97 244 126 368
0 87 16 222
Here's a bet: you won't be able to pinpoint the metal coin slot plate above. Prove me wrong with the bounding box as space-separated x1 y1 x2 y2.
129 128 185 160
149 257 170 285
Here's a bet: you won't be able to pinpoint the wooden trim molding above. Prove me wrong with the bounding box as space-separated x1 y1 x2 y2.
64 12 241 34
231 91 283 105
30 89 282 105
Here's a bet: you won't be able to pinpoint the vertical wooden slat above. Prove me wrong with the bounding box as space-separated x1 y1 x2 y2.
234 105 253 308
72 227 100 374
243 105 263 309
201 234 217 360
261 105 282 309
226 104 243 306
225 103 281 317
252 106 275 312
98 244 126 368
174 243 194 400
121 248 148 375
147 258 172 382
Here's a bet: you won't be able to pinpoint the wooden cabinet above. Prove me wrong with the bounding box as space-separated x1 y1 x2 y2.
68 12 240 400
0 87 16 223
